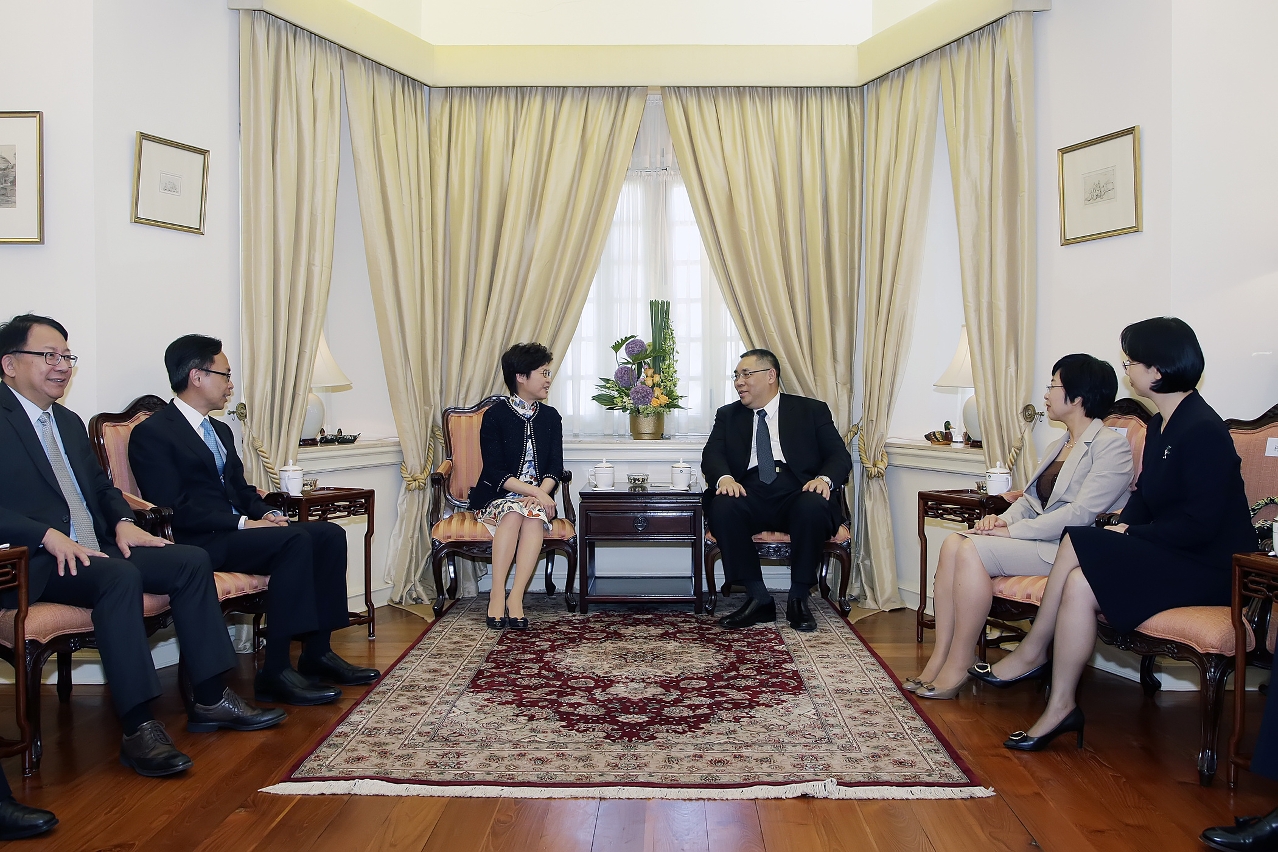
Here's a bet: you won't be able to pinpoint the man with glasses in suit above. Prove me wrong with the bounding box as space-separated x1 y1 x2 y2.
702 349 852 632
0 314 284 791
129 335 379 708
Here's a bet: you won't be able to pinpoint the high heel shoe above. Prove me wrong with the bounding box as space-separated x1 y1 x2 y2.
507 616 529 630
486 616 507 630
902 677 925 693
968 660 1051 689
1003 706 1085 751
915 674 971 700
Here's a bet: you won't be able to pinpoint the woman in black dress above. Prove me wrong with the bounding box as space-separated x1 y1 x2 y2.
469 343 563 630
971 317 1259 750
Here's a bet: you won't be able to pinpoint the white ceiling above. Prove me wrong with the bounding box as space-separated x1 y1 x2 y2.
347 0 936 46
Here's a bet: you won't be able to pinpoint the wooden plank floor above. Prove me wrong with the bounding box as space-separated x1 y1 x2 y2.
3 603 1277 851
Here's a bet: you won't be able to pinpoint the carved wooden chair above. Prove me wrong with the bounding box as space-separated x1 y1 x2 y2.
428 396 578 617
703 484 854 616
0 547 34 775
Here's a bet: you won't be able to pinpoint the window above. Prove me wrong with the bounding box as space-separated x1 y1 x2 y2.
552 95 744 437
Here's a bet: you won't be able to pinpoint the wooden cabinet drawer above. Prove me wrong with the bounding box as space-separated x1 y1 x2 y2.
584 511 696 538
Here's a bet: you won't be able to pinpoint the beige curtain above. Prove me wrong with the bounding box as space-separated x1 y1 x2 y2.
340 51 437 602
663 87 861 437
238 11 343 488
855 58 941 611
940 13 1038 487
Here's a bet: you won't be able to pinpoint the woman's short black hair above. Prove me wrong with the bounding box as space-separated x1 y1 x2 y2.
1051 353 1118 419
0 314 69 360
165 334 224 393
501 343 553 394
1119 317 1204 393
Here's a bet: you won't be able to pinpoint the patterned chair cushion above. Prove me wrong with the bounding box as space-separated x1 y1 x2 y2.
431 511 576 544
0 594 171 647
1128 606 1255 657
705 525 852 546
991 575 1048 605
215 572 270 601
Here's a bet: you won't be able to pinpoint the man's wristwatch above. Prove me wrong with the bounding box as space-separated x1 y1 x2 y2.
117 517 136 526
818 476 833 488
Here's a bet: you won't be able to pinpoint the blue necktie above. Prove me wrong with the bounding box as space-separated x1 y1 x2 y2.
756 409 776 484
201 418 226 479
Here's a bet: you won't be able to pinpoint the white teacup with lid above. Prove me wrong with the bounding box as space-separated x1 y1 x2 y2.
279 461 305 497
985 465 1013 497
671 460 692 490
589 460 615 490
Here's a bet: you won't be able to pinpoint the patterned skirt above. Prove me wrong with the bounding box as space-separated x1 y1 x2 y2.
475 495 552 536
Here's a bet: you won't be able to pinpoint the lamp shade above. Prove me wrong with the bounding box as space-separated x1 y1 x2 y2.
311 332 352 391
934 326 974 389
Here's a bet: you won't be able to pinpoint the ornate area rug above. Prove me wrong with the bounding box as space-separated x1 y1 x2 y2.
264 595 991 800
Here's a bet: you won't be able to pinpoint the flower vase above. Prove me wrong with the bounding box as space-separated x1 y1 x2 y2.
629 412 665 440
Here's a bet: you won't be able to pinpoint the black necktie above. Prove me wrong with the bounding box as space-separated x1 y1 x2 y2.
756 409 776 484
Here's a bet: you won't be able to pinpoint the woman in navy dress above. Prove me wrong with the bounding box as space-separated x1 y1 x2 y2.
468 343 563 630
971 317 1260 751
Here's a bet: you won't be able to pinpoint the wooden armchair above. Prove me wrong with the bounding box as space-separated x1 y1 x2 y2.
0 548 33 775
703 484 854 616
428 396 578 617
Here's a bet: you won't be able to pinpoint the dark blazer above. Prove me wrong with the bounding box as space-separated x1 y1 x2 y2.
1117 390 1259 568
0 382 134 601
128 401 276 564
701 393 853 518
467 399 564 512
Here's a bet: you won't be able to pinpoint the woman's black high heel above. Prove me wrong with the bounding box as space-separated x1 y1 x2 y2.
1004 706 1085 751
969 659 1051 689
486 616 508 630
507 616 529 630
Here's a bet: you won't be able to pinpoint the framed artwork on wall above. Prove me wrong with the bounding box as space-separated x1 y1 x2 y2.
131 132 209 234
1058 126 1142 245
0 111 44 244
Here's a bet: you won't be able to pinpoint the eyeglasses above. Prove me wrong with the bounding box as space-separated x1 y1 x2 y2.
199 368 232 380
539 369 553 379
1045 383 1065 392
731 368 771 381
12 350 78 367
1121 360 1136 370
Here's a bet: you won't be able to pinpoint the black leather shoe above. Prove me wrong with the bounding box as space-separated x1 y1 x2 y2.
255 667 341 705
486 616 507 630
0 798 57 840
969 659 1051 689
188 687 287 733
718 597 777 629
298 651 380 686
119 720 193 777
507 616 529 630
1004 706 1085 752
1201 806 1278 851
786 597 817 632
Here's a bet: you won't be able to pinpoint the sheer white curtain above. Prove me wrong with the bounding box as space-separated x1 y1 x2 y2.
552 95 743 437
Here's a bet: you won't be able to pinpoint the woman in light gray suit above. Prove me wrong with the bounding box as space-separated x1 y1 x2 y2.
910 354 1134 699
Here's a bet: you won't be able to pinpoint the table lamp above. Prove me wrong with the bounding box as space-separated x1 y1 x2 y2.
933 326 981 443
301 332 352 441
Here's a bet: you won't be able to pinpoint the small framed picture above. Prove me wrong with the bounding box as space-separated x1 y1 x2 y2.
131 132 209 234
0 111 44 244
1058 126 1142 245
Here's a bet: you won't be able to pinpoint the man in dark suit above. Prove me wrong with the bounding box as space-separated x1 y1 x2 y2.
129 335 379 707
0 315 284 783
702 349 852 631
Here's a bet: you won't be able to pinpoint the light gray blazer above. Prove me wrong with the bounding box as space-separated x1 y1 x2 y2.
1001 418 1134 561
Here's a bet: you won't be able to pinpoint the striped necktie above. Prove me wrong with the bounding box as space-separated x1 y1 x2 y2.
201 418 226 479
37 411 100 551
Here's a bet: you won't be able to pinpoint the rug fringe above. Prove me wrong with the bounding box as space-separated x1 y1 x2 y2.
261 778 996 801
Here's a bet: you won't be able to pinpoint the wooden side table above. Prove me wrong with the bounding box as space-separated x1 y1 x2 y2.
1229 550 1278 787
916 489 1011 642
569 488 704 614
265 487 376 638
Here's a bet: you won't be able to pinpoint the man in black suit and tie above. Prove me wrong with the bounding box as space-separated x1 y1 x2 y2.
0 315 283 784
129 335 379 707
702 349 852 632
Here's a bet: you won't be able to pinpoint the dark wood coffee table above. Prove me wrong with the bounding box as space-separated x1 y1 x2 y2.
567 487 705 614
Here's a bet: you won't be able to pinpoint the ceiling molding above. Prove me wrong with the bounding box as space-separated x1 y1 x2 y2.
228 0 1049 87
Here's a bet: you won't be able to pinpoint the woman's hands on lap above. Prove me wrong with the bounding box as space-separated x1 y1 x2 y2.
972 515 1009 536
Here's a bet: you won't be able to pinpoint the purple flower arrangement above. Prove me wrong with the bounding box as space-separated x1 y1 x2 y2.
591 301 684 419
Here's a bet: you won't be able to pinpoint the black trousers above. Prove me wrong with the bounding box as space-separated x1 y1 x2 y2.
706 464 836 588
207 522 350 652
36 543 236 717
